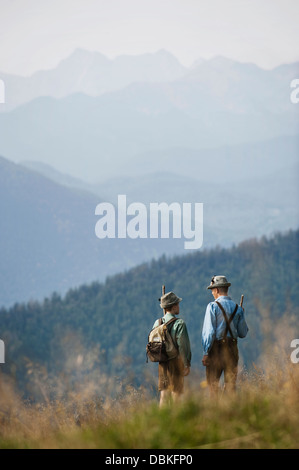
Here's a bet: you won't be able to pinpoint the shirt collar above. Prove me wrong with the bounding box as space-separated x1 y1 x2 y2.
163 312 176 321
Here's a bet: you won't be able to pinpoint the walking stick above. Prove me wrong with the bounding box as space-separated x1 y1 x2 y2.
162 285 166 315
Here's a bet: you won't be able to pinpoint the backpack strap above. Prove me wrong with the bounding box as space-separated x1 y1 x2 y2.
158 316 177 328
165 317 178 328
215 301 238 339
164 317 178 349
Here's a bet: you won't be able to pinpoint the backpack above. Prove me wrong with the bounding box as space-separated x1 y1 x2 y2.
146 317 178 363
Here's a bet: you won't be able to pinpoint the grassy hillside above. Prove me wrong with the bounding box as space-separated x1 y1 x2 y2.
0 229 298 401
0 358 298 449
0 229 298 449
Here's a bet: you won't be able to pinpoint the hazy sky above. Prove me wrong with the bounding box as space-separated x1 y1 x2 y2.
0 0 299 75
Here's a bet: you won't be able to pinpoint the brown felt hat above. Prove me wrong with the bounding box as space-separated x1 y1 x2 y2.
159 291 182 309
207 275 231 290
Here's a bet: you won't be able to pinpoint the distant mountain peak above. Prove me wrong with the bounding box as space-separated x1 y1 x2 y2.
113 48 184 65
208 55 238 66
208 55 264 71
60 47 110 65
190 57 206 69
155 48 179 58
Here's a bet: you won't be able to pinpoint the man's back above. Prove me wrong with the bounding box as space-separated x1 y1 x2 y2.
152 313 191 368
202 295 248 355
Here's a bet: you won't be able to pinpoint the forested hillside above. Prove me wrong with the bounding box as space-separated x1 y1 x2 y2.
0 229 298 400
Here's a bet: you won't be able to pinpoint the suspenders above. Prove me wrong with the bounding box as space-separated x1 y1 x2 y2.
215 301 238 341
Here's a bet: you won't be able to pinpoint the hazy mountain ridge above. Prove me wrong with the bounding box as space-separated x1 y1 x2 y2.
1 140 294 310
0 50 297 182
22 133 299 188
0 49 297 307
0 155 189 308
0 94 297 182
0 49 187 111
1 49 298 113
1 146 297 308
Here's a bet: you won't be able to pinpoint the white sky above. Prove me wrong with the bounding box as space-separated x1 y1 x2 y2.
0 0 298 75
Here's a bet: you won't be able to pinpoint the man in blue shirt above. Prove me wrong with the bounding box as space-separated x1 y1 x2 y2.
202 275 248 396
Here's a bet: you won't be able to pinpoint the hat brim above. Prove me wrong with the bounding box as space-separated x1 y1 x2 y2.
207 283 231 290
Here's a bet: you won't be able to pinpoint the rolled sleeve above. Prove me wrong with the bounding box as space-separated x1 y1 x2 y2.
175 321 192 367
202 303 216 355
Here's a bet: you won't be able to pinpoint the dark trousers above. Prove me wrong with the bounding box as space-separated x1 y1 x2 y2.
206 339 239 396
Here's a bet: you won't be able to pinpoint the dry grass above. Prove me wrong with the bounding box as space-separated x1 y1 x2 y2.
0 355 298 449
1 311 298 449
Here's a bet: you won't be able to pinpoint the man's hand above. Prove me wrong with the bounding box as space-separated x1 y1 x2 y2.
202 355 210 367
183 366 190 376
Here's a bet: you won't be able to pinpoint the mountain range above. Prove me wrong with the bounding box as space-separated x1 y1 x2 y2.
0 50 298 182
0 49 297 307
0 155 189 307
0 144 295 308
0 49 187 111
21 139 299 244
1 49 298 114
